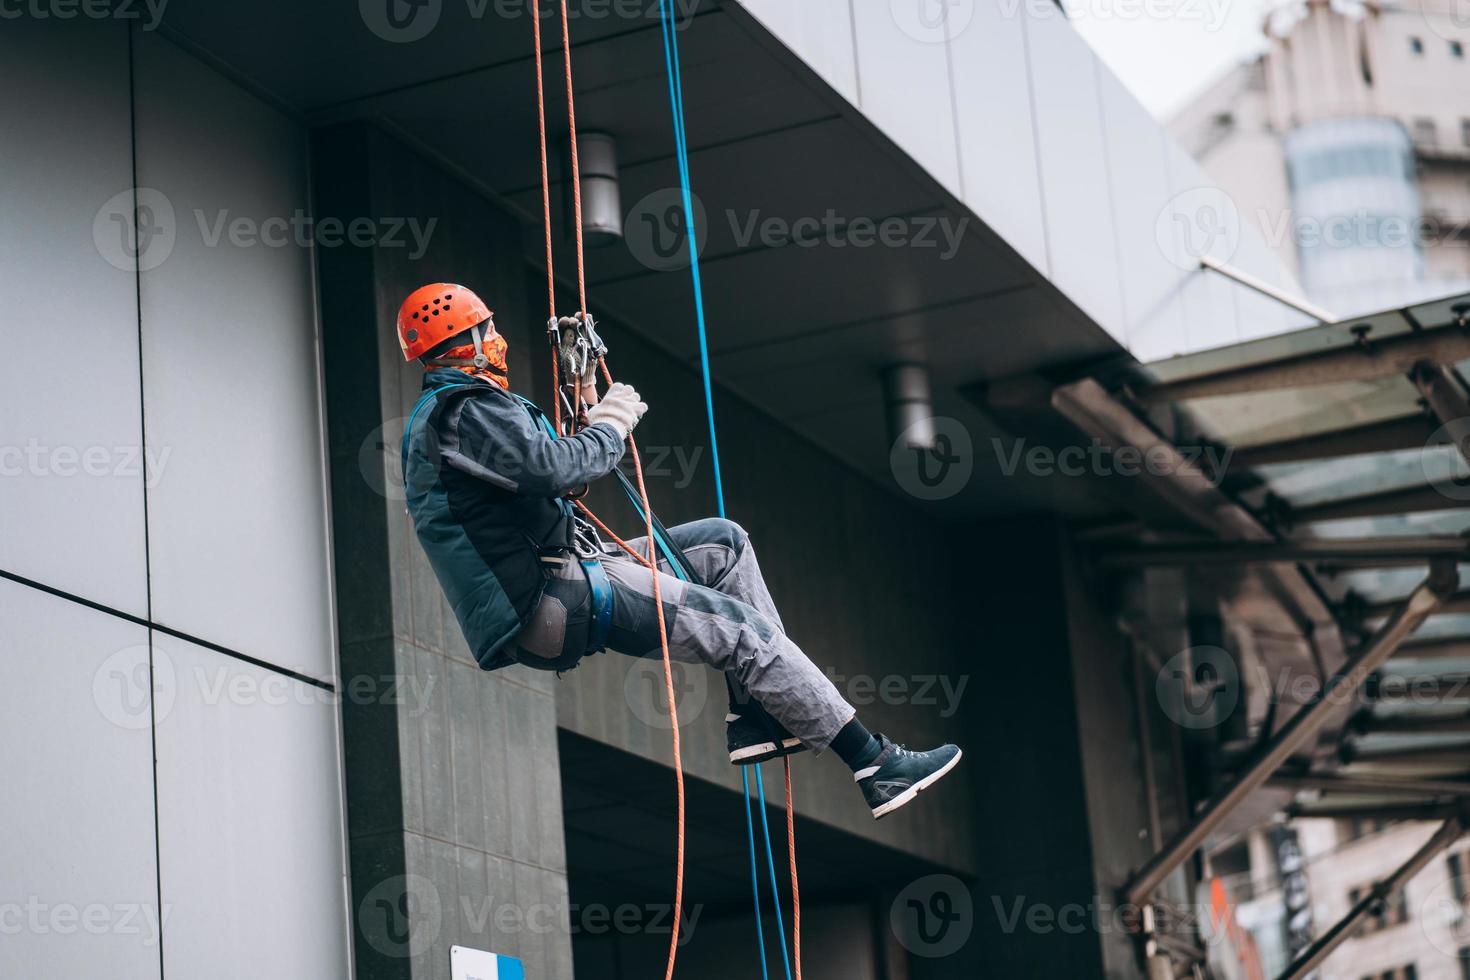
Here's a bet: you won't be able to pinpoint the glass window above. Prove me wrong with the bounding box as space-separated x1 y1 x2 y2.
1461 119 1470 148
1452 852 1467 904
1453 41 1465 59
1459 947 1470 980
1411 36 1425 55
1414 118 1439 145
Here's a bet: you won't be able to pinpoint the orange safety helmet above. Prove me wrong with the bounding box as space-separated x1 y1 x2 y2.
396 283 494 361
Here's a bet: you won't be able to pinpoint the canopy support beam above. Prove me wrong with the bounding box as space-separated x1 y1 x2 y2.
1121 565 1456 907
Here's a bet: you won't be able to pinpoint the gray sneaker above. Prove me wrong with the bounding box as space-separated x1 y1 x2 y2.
855 735 963 819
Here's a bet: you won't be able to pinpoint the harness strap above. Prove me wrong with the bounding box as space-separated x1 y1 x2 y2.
581 557 615 653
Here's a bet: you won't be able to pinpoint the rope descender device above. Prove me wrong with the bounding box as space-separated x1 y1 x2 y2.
549 311 607 423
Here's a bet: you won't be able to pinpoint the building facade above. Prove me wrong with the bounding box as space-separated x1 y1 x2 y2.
1170 0 1470 316
5 2 1422 979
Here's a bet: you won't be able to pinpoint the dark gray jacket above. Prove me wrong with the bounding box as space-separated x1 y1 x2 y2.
401 369 624 669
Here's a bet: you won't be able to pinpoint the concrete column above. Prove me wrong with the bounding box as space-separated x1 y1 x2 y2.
315 122 573 980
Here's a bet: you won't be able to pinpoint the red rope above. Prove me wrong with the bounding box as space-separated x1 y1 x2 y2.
530 7 686 977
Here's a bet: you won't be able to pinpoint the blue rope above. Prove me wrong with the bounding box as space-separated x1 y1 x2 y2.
657 0 725 518
656 4 791 978
741 769 770 980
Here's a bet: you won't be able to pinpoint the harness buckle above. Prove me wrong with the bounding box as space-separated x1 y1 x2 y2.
572 515 605 559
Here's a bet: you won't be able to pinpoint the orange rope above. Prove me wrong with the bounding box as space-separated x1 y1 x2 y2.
573 500 653 570
530 0 564 433
530 6 686 977
559 0 588 315
785 758 802 979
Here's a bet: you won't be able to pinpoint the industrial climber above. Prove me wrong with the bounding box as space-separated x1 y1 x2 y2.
395 283 962 819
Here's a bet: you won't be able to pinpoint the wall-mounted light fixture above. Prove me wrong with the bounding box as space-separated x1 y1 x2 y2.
573 131 622 246
883 363 937 451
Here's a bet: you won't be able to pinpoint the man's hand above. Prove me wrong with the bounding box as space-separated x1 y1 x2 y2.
579 351 600 406
585 382 648 440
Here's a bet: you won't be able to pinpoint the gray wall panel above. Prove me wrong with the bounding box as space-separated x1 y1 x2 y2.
153 638 349 980
848 0 963 196
133 31 333 680
0 20 147 615
1096 68 1188 361
947 0 1049 275
1024 13 1126 338
0 580 159 980
1164 141 1242 354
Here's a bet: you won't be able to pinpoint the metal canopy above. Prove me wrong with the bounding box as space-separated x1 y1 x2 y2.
1049 288 1470 978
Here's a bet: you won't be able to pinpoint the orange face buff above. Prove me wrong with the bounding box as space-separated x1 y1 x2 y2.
441 329 509 388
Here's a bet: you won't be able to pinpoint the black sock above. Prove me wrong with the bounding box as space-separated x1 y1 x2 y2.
831 718 882 772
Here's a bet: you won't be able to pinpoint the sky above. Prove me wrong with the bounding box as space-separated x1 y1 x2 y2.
1066 0 1273 120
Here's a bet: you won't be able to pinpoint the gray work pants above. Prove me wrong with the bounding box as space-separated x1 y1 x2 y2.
510 518 855 751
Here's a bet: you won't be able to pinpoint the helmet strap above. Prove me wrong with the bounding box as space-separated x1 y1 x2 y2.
424 321 494 369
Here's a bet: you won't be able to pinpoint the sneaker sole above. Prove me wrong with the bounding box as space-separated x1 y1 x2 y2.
730 737 804 765
871 749 963 820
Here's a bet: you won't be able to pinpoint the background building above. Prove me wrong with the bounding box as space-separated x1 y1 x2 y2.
6 2 1469 979
1169 0 1470 316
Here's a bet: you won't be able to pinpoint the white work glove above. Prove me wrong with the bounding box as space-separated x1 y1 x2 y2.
585 382 647 440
